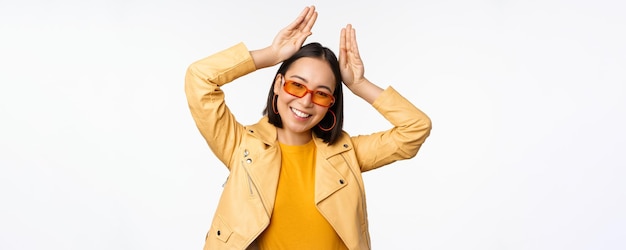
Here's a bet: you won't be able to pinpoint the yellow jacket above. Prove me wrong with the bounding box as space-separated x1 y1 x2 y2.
185 43 432 249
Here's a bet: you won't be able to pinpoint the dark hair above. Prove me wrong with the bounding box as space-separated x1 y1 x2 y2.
262 42 344 145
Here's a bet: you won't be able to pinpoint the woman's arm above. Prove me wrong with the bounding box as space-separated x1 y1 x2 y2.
185 43 256 168
339 24 432 171
184 6 318 168
351 87 432 172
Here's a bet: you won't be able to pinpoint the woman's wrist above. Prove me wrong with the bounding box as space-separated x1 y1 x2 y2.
250 47 279 70
348 78 383 104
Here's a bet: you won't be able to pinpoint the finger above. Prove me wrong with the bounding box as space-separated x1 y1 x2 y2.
295 6 314 30
345 24 353 58
345 25 360 62
302 9 318 33
294 10 316 45
339 27 347 66
286 6 311 31
349 25 361 59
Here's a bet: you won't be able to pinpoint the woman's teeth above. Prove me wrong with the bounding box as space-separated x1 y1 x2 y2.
291 107 311 118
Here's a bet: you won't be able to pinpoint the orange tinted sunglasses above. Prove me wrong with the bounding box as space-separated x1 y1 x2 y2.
282 78 335 107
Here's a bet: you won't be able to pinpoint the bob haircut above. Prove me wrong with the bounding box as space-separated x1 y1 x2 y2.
263 42 344 145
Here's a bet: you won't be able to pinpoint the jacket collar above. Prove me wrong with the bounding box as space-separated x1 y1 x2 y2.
247 116 352 157
246 116 278 146
246 116 354 211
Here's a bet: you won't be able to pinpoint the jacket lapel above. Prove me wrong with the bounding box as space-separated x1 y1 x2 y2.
243 119 354 210
313 135 352 204
243 117 281 216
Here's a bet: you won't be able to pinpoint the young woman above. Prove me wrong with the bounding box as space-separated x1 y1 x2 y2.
185 6 431 250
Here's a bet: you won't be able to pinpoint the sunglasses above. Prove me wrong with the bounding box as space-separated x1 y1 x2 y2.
282 78 335 107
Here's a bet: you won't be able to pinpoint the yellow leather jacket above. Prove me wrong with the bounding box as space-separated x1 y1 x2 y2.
185 43 432 250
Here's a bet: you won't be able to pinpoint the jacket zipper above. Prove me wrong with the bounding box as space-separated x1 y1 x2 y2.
241 164 271 249
244 172 269 217
247 175 254 196
240 159 255 195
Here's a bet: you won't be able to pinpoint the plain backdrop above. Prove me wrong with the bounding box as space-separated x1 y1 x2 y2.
1 0 625 249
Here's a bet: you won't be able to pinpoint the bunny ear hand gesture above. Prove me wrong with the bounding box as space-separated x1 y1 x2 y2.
339 24 383 104
339 24 365 88
271 6 318 62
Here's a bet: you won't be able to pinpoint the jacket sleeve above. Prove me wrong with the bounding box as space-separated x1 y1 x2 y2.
184 43 257 169
351 86 432 172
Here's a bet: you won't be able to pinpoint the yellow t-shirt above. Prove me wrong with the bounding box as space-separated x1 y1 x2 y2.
258 140 348 250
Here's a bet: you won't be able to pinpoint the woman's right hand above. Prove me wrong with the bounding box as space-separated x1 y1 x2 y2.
251 6 318 69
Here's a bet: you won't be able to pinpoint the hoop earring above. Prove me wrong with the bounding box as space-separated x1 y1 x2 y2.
318 110 336 132
272 95 279 115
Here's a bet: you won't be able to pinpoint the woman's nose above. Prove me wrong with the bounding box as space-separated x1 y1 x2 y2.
299 92 314 107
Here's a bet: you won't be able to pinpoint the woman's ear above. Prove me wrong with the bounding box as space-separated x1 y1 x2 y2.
273 74 282 95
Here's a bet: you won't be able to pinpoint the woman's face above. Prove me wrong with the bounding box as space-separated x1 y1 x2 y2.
274 57 336 138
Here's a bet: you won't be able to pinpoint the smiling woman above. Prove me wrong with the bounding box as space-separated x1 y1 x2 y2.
184 5 431 250
268 50 342 143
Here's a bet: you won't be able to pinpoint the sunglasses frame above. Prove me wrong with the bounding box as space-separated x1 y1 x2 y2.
281 77 335 107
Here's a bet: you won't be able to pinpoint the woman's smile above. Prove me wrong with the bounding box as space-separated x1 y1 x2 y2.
290 107 312 119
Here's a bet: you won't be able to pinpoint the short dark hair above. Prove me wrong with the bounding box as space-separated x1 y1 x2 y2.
262 42 344 145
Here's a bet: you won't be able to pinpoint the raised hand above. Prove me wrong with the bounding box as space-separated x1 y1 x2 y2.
339 24 365 88
339 24 382 104
271 6 318 62
251 6 317 69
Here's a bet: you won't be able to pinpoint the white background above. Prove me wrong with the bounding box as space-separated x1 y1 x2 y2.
1 0 625 249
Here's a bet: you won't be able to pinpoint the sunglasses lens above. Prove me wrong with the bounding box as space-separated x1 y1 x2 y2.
312 93 333 107
284 81 306 97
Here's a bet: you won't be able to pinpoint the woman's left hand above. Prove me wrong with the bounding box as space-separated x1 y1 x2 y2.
339 24 382 104
339 24 365 88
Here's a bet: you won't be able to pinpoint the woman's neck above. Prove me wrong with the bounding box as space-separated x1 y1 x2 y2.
276 129 313 145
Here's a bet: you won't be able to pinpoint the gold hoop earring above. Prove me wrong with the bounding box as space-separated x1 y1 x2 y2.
272 95 279 115
318 110 336 132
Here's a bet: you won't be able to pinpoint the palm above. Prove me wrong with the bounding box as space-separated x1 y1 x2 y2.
341 55 364 86
339 24 365 87
271 6 318 62
273 30 308 60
